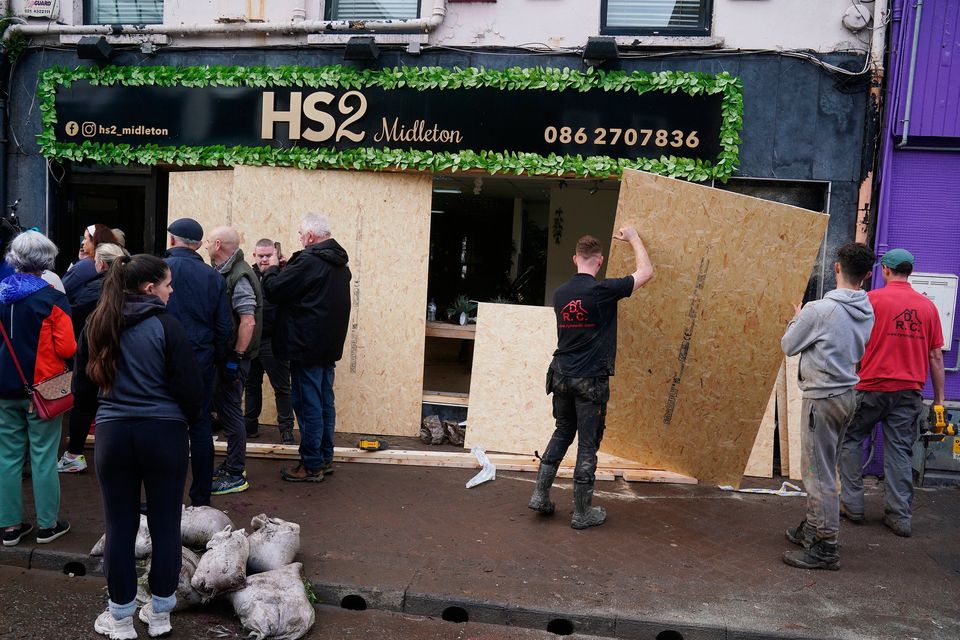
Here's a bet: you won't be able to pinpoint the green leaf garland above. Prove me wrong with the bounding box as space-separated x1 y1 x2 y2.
37 64 743 180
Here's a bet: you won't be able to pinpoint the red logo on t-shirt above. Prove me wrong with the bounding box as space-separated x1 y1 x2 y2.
561 299 589 322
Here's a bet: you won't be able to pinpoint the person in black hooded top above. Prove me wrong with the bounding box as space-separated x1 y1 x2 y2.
74 254 202 640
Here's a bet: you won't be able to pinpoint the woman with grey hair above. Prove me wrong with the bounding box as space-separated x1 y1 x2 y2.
0 231 76 546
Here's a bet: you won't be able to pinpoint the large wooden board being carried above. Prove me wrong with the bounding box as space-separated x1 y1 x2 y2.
603 170 828 486
464 303 557 457
223 167 432 437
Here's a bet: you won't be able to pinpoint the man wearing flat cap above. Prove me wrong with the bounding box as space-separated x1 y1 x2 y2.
164 218 233 506
839 248 945 538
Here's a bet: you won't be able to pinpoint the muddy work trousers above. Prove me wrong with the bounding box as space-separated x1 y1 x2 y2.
540 372 609 485
799 389 857 543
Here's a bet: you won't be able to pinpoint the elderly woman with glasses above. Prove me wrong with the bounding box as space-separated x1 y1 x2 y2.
0 231 76 547
62 223 118 304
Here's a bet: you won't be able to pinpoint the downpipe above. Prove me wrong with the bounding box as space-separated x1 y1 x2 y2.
896 0 923 148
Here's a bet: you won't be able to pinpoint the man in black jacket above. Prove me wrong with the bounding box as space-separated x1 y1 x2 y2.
164 218 233 506
262 213 351 482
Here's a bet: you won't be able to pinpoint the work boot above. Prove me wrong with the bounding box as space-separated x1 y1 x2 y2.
840 502 864 524
785 518 816 548
527 462 559 515
571 482 606 530
782 538 840 571
280 428 296 445
882 513 912 537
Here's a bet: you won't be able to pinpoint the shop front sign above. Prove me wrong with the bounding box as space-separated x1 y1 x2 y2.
39 65 743 180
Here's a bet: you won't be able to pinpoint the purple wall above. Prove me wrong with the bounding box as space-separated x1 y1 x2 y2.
892 0 960 139
875 0 960 400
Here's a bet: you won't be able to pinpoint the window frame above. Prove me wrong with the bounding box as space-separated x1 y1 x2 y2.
84 0 165 25
324 0 422 21
599 0 714 37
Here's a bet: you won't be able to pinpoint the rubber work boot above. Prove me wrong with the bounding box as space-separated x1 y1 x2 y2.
527 462 559 515
571 482 606 530
782 538 840 571
785 518 816 548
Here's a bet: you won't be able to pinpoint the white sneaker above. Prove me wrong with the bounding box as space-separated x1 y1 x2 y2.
57 452 87 473
94 610 138 640
138 602 172 637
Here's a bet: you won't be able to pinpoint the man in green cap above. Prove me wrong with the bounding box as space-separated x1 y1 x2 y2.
839 247 945 538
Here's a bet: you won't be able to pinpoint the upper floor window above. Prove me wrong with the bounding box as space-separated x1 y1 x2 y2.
86 0 164 24
601 0 712 36
325 0 420 21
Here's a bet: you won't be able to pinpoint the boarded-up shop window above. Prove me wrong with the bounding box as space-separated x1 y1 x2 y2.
85 0 164 24
326 0 419 20
601 0 712 36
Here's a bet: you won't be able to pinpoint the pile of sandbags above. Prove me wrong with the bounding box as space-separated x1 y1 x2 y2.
89 508 314 640
420 414 466 446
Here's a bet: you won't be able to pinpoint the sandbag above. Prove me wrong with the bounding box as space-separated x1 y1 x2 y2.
181 505 234 549
89 514 152 558
226 563 315 640
247 515 301 574
136 547 203 611
191 526 249 601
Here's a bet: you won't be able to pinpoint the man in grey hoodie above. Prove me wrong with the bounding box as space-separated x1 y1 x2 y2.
780 241 876 571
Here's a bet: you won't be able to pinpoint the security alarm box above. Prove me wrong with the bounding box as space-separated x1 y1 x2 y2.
908 272 957 351
22 0 60 19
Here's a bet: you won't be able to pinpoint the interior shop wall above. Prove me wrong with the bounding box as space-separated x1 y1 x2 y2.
544 186 619 302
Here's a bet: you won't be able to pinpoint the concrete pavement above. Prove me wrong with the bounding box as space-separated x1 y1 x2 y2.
2 442 959 640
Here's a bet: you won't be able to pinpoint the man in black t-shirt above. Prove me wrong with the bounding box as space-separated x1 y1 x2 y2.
529 228 654 529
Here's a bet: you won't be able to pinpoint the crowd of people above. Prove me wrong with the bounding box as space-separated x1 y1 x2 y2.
0 213 351 638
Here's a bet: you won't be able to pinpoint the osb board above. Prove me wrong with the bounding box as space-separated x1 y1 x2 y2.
603 170 828 486
464 303 559 457
231 166 432 436
743 362 784 478
785 354 803 480
168 170 234 233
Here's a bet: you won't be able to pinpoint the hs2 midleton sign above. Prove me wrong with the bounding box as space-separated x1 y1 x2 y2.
41 66 742 179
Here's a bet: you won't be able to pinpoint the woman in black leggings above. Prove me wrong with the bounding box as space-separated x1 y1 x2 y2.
75 254 202 639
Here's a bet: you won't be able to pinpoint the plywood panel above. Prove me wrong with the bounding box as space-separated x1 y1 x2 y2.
168 170 234 234
603 170 828 486
743 362 784 478
464 304 558 456
785 354 803 480
230 166 432 437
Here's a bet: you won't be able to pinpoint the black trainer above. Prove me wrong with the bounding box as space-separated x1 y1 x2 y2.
783 538 840 571
785 518 816 548
2 522 34 547
36 520 70 544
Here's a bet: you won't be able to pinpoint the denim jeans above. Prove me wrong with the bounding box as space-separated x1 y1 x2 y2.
187 355 216 507
290 363 336 472
799 389 856 543
839 389 923 523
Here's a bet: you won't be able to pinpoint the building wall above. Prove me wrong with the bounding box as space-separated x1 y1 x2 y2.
874 0 960 400
544 186 619 299
890 0 960 140
9 0 871 51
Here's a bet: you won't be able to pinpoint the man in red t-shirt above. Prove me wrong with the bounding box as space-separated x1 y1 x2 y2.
839 248 945 538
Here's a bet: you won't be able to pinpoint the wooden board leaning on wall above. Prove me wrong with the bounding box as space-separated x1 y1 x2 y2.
168 167 432 436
